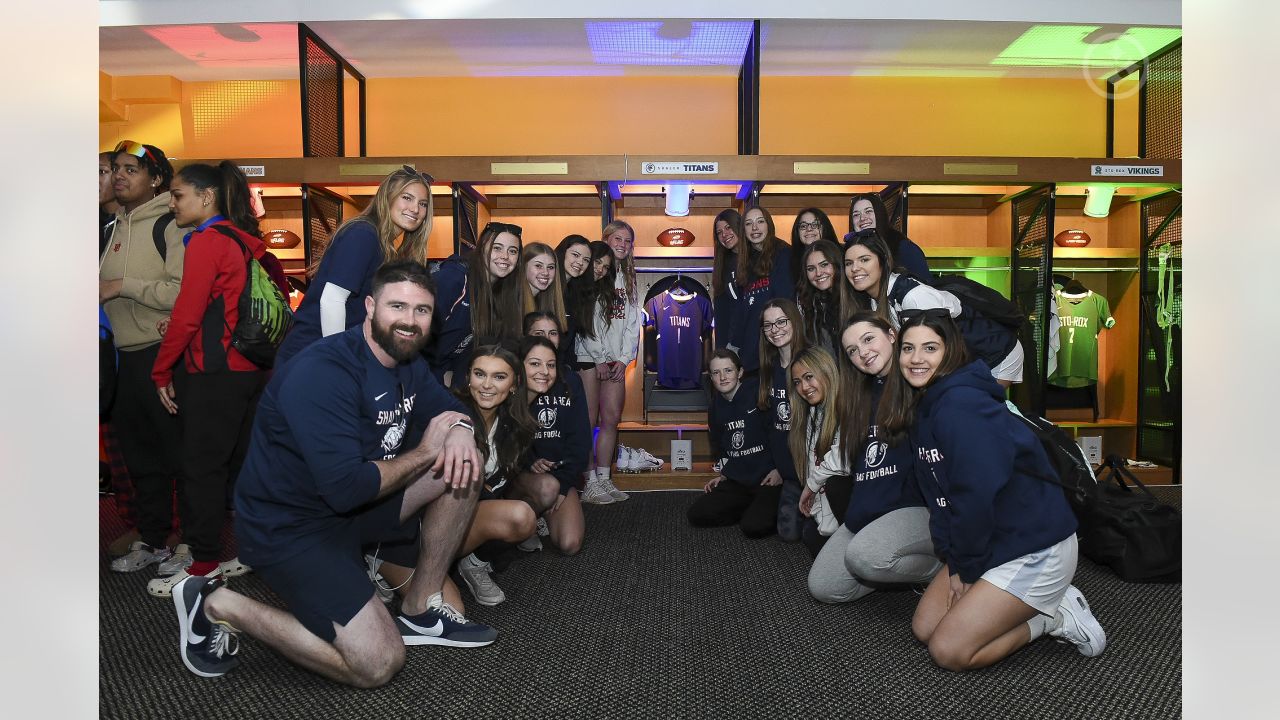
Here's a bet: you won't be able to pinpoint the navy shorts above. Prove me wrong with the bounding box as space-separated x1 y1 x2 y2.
254 490 417 643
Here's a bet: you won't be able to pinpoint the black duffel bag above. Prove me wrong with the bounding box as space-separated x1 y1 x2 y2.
1076 455 1181 583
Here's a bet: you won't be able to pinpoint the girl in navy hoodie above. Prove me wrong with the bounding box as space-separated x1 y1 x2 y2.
427 222 524 386
711 209 745 351
802 315 939 603
756 298 807 542
880 311 1106 671
519 329 590 556
733 207 794 373
688 350 780 538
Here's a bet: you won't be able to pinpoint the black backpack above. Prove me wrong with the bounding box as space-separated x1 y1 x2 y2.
209 225 294 368
887 272 1024 368
1007 404 1181 583
152 212 175 261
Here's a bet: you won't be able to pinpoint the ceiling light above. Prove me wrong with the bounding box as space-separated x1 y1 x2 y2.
1083 185 1116 218
665 183 692 217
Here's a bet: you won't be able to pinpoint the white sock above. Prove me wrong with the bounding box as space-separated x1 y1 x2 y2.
585 468 597 484
596 466 611 481
1027 611 1061 641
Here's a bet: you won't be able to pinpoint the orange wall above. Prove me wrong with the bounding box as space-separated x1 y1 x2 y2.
761 76 1110 157
102 72 1121 160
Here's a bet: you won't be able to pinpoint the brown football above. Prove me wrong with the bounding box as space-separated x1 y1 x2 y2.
657 227 695 247
263 229 302 249
1054 229 1092 248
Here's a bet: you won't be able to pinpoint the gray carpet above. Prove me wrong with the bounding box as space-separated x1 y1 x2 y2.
100 490 1182 719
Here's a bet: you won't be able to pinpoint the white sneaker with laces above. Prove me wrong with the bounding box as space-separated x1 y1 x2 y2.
616 445 635 473
157 543 193 577
629 447 664 471
1050 585 1107 657
457 554 505 606
581 477 615 505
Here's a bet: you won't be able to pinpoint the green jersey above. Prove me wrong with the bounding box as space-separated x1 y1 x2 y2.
1050 290 1115 388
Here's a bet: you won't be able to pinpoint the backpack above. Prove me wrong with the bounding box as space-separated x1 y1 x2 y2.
152 212 175 261
1006 403 1181 583
209 225 293 369
888 273 1024 368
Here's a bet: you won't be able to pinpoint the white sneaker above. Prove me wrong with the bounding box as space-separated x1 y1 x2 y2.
110 541 173 573
629 447 664 472
581 478 616 505
517 533 543 552
601 475 629 501
156 543 193 577
457 554 505 606
1051 585 1107 657
616 445 635 472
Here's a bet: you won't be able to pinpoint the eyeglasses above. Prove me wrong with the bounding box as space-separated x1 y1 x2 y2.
483 221 523 237
797 221 822 232
400 164 436 185
113 140 161 166
761 317 791 332
898 308 953 326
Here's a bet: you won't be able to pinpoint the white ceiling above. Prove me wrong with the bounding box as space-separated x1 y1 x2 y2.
100 18 1183 82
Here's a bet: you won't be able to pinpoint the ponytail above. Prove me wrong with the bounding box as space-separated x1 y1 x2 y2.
217 160 258 236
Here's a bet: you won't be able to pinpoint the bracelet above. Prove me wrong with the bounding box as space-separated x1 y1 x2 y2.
449 419 475 433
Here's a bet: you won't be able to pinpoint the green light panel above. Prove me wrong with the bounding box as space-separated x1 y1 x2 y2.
992 25 1182 68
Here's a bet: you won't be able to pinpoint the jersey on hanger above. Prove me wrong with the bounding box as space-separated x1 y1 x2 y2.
1050 289 1115 388
643 289 712 390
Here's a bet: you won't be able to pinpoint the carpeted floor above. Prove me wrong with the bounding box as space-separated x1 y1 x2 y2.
100 488 1182 719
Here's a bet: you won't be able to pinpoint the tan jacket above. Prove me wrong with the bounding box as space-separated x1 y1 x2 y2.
99 192 187 351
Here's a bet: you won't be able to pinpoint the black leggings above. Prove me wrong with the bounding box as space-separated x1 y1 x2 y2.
687 480 782 538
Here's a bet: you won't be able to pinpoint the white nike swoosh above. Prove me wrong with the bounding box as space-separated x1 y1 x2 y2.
187 601 206 644
375 391 389 401
746 409 757 414
400 616 444 636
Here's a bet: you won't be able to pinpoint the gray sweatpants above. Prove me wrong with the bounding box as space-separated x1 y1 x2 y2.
807 507 942 603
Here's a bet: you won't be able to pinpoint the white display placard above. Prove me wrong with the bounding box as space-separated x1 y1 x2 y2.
1090 164 1164 177
239 165 266 177
671 440 693 471
641 161 718 175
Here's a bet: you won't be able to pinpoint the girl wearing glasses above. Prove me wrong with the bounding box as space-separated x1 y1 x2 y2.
276 166 434 367
757 299 807 541
879 312 1106 670
848 192 931 280
844 233 1023 387
688 350 780 537
734 207 795 374
576 222 641 504
789 208 839 285
711 209 745 352
555 235 594 366
100 141 188 576
427 222 524 386
802 313 938 604
797 239 860 353
146 161 271 597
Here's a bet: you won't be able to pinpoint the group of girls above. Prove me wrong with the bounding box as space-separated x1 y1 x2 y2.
698 200 1106 671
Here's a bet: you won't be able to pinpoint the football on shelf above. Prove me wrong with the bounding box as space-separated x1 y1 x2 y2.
656 227 695 247
1053 229 1092 248
262 229 302 249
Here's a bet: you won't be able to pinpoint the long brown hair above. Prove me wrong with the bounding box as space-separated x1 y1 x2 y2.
843 232 899 322
468 225 524 343
602 220 638 304
712 209 747 296
877 311 971 443
743 206 788 281
757 298 808 410
314 166 433 277
835 312 896 465
575 241 616 339
789 207 839 283
786 346 842 480
797 240 861 349
455 344 536 479
520 242 567 321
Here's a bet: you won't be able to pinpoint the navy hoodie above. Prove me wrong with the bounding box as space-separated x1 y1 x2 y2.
425 256 473 385
911 360 1077 584
767 363 798 484
529 371 590 495
844 378 923 534
713 254 740 350
733 245 795 373
709 378 775 486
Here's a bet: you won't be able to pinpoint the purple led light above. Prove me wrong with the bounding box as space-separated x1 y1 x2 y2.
585 21 754 66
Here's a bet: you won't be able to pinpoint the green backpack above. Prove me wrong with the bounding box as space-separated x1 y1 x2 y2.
210 225 293 368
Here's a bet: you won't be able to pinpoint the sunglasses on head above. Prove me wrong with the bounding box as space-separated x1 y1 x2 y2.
400 164 435 185
898 307 953 326
114 140 161 166
484 221 523 237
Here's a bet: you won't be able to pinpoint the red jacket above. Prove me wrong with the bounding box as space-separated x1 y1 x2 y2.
152 220 266 386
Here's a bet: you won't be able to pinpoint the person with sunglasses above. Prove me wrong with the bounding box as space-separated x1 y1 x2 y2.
576 222 641 503
878 311 1105 671
100 140 188 575
757 299 807 542
426 221 523 386
788 208 839 285
275 165 434 368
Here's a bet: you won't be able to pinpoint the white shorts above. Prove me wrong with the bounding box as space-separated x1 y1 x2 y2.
981 533 1077 615
990 339 1025 383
